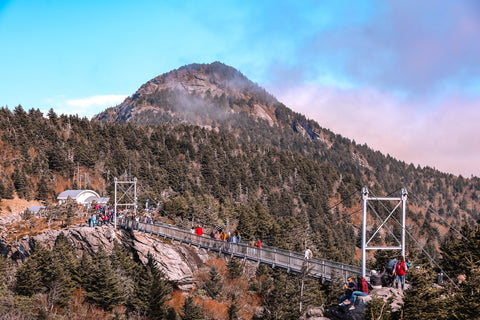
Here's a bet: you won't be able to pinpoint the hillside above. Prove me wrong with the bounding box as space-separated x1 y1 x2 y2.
95 62 480 255
1 62 480 319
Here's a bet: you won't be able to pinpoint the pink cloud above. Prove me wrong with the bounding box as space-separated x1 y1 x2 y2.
274 84 480 177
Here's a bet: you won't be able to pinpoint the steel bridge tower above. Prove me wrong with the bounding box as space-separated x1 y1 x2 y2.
361 186 408 277
114 177 138 228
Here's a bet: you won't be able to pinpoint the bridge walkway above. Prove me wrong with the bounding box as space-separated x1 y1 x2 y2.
119 218 363 281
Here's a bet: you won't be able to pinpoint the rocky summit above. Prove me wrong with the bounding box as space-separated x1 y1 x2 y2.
94 62 280 128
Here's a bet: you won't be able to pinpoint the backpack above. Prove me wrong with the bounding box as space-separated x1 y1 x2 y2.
395 261 407 275
386 259 398 273
361 277 369 294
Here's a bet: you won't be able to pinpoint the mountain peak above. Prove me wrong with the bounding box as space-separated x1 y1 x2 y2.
94 62 279 126
140 61 269 101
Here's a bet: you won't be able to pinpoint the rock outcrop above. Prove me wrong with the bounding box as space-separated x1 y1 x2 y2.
325 285 407 320
1 225 211 290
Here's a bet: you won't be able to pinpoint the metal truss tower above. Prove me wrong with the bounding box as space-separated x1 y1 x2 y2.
114 177 137 228
361 186 408 277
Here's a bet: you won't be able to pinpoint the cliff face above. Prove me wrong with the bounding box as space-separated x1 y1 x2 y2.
2 225 211 290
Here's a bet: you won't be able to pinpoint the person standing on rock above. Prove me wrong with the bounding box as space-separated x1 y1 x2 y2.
370 267 386 289
394 255 407 290
88 214 94 227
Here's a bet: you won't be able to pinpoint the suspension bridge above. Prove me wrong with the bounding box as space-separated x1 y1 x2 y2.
115 182 461 286
119 217 362 281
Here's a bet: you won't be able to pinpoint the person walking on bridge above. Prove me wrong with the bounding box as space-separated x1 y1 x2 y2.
195 226 203 236
304 248 313 260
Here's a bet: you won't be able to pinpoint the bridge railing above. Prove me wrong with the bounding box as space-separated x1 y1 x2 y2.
119 218 362 281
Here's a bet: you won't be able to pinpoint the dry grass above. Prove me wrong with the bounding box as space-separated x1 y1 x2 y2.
197 297 228 319
190 257 262 320
165 290 186 312
0 197 42 214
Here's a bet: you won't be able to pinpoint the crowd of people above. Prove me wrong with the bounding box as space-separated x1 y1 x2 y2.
87 205 158 228
338 255 411 311
190 226 264 247
88 206 115 227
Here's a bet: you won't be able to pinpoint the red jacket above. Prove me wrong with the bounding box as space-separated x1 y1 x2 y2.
360 277 369 294
395 261 407 276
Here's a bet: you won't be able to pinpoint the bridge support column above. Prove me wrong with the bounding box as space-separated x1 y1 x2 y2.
361 186 408 278
114 177 138 229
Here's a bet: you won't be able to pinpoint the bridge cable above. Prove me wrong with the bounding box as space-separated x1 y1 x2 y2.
402 225 460 291
325 189 360 212
408 191 469 242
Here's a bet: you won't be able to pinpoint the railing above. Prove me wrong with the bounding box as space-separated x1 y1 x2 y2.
119 218 363 281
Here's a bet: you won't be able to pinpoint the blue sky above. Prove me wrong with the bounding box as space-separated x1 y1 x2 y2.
1 0 480 177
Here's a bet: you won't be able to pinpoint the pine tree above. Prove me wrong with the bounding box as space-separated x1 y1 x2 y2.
12 165 28 199
15 244 53 296
83 247 125 310
15 257 43 296
51 233 80 306
228 297 240 320
448 265 480 319
401 266 449 320
110 241 136 276
35 176 49 201
205 266 223 298
260 269 301 320
181 296 204 320
147 254 172 319
227 258 243 279
129 253 172 318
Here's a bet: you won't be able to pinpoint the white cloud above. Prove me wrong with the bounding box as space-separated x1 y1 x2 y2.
51 94 128 119
66 95 128 108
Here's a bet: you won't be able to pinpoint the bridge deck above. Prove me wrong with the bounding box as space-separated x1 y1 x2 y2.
119 219 362 281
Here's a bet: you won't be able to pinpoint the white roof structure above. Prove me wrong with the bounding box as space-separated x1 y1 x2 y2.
27 206 46 213
57 190 106 205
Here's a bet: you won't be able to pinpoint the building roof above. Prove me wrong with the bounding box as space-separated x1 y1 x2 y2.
27 206 46 213
57 190 111 206
57 190 102 204
57 190 87 199
97 197 110 204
